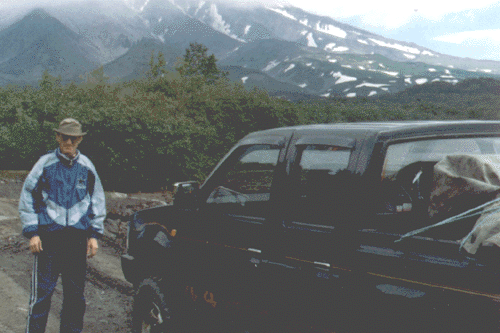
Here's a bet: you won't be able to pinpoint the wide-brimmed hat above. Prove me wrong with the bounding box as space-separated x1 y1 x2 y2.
53 118 87 136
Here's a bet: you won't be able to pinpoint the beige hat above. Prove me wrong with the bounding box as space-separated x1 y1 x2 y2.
54 118 87 136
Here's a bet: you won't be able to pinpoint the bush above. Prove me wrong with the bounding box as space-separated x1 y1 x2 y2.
1 70 499 192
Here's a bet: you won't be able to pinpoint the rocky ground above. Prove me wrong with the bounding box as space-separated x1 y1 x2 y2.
0 172 172 333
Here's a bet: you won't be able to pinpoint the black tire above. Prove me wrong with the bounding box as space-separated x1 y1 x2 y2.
131 278 171 333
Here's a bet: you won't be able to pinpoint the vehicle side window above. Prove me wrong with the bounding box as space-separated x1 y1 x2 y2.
291 145 352 226
206 145 280 205
380 137 500 217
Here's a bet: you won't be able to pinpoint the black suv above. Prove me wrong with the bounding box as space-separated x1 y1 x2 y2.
122 121 500 332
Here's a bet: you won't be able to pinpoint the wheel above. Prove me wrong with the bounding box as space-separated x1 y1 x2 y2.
131 278 171 333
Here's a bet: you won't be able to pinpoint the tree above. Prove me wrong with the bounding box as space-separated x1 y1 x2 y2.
79 66 110 85
149 51 167 78
39 70 61 91
175 42 226 83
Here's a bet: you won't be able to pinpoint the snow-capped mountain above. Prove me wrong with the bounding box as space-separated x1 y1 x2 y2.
0 0 499 98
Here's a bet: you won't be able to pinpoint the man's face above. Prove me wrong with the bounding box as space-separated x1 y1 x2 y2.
56 133 82 158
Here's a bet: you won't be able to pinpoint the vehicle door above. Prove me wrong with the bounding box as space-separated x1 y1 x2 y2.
189 133 291 316
258 133 362 328
363 136 500 329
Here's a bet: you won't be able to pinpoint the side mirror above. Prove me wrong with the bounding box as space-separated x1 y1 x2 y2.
172 181 200 209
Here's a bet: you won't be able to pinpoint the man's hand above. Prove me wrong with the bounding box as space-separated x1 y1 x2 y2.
29 236 43 254
87 238 98 258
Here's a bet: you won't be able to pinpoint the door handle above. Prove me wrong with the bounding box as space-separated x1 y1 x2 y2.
314 261 331 268
248 248 261 267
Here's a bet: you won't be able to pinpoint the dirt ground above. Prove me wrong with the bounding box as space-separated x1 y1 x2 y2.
0 172 171 333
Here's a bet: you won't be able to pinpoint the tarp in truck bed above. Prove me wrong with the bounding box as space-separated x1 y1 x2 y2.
428 154 500 254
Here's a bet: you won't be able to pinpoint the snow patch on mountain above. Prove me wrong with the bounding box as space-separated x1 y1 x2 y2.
321 93 331 97
405 78 411 84
346 92 356 98
195 1 205 15
307 33 317 47
284 64 295 72
332 72 357 84
368 91 377 96
244 25 251 35
403 54 416 59
328 59 337 63
331 46 349 52
416 78 428 84
380 71 398 77
241 77 248 83
267 7 297 20
428 68 436 72
299 83 307 88
369 38 420 54
422 50 436 56
342 65 352 68
324 43 336 51
481 69 493 73
356 82 389 88
315 22 346 38
139 0 151 12
263 60 280 72
358 39 368 45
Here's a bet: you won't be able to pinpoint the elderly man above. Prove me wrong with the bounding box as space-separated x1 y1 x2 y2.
19 118 106 333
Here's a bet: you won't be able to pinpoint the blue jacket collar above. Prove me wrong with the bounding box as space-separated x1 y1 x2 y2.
56 148 80 167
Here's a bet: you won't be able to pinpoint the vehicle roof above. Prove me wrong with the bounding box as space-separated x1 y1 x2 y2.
245 120 500 142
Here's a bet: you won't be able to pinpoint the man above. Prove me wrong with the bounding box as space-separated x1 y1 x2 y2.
19 118 106 333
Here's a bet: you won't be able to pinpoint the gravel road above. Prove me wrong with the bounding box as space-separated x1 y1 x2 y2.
0 175 169 333
0 236 134 333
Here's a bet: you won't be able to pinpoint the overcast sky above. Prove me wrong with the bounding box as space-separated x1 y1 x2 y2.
2 0 500 61
284 0 500 61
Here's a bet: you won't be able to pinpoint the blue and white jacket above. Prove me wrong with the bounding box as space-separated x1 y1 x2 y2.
19 148 106 239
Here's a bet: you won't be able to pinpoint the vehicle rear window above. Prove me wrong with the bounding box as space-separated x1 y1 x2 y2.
300 146 350 173
289 145 352 226
380 137 500 215
383 138 490 179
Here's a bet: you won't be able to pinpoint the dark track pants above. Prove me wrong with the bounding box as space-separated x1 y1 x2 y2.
26 231 88 333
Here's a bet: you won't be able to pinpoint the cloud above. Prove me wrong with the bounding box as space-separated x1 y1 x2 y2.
433 29 500 44
432 29 500 60
0 0 93 9
1 0 499 31
283 0 500 29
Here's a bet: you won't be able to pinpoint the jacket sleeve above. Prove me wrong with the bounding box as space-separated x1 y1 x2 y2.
19 156 48 239
88 167 106 239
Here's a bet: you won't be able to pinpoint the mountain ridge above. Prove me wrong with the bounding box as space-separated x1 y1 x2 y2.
0 0 499 98
0 8 99 83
